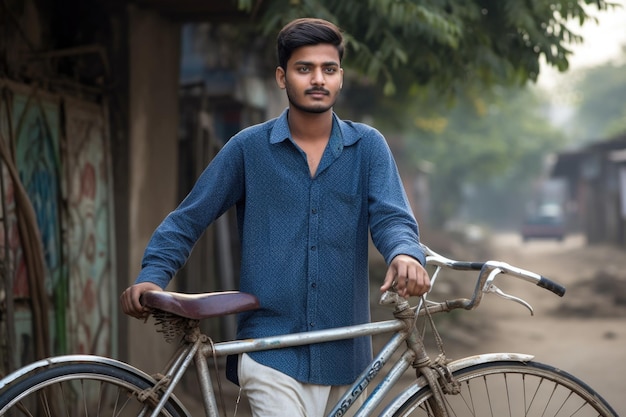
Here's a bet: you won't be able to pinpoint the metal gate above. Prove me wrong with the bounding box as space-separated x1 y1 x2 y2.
0 80 116 374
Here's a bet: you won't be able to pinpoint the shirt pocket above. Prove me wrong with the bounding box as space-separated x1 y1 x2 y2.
322 189 363 249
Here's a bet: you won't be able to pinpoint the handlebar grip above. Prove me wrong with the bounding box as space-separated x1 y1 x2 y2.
452 262 485 270
537 276 566 297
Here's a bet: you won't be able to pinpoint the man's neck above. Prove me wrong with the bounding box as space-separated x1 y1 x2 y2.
287 108 333 142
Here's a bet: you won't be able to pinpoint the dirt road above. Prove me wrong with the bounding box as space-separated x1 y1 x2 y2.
464 232 626 416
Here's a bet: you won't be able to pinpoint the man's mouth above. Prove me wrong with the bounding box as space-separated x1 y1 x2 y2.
306 88 329 96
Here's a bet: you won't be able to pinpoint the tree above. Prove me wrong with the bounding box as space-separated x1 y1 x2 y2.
396 86 566 227
567 58 626 143
237 0 616 95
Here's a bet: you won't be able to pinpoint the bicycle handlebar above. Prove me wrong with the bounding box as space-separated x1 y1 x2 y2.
420 243 565 310
537 275 566 296
482 260 566 297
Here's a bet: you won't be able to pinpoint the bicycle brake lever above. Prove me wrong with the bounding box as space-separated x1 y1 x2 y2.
485 284 534 316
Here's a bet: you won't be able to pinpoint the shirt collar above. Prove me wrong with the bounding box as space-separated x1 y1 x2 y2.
269 108 360 154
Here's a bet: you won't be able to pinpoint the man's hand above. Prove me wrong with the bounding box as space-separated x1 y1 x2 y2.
380 254 430 298
120 282 162 319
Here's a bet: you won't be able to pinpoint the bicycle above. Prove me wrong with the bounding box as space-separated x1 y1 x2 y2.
0 243 619 417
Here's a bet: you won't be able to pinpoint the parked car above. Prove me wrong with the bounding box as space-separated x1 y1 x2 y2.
521 204 566 242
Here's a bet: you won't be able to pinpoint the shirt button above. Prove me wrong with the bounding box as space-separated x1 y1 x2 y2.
310 322 315 327
311 246 316 251
311 208 317 214
311 283 317 288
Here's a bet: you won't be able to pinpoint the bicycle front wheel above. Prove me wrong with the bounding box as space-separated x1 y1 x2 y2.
0 362 188 417
393 360 618 417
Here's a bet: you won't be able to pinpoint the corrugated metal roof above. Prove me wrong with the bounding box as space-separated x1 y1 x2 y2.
551 133 626 177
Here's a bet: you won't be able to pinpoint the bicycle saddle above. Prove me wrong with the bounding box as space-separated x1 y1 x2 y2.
141 290 259 320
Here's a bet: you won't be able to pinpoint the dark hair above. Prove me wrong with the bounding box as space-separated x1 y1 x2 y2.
276 18 344 70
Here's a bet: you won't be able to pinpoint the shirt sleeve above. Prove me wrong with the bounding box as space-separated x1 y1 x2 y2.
135 138 246 288
365 128 426 266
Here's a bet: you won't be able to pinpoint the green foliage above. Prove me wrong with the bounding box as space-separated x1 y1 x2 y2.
236 0 616 96
567 61 626 143
392 86 566 226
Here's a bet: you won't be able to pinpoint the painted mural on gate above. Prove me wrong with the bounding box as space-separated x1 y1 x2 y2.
11 92 62 364
0 85 114 371
64 99 114 357
0 89 27 371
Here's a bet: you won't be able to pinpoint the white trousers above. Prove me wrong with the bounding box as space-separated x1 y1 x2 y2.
238 353 365 417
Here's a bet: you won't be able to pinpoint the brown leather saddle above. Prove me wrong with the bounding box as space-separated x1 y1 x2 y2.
141 290 259 320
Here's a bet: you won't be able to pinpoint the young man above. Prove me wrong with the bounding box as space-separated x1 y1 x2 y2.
121 17 430 417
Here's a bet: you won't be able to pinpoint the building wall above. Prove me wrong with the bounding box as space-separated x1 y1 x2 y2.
125 5 183 372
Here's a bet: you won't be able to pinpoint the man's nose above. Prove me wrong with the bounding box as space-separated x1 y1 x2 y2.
311 68 325 85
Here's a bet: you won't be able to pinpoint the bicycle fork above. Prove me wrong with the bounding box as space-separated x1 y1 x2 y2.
393 293 459 417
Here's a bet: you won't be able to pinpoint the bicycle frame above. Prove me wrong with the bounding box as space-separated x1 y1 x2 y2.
0 348 536 417
151 310 411 417
141 245 566 417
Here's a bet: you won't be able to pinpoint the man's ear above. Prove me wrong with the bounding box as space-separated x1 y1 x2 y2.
275 66 286 89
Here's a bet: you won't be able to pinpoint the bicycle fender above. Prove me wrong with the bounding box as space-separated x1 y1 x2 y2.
0 354 153 389
378 352 534 417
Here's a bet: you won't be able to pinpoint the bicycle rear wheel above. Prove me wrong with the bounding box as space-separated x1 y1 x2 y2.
393 360 618 417
0 362 188 417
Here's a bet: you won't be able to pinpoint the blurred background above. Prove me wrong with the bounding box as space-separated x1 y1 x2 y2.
0 0 625 414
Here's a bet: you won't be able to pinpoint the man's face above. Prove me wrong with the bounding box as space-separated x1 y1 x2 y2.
276 44 344 114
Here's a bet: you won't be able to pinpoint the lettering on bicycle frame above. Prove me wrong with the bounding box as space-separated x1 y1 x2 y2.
333 359 384 416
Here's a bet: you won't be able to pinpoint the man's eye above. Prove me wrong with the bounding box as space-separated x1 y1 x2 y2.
298 67 310 73
324 67 337 73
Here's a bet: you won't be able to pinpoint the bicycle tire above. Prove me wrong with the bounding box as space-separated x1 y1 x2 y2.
0 362 188 417
392 360 618 417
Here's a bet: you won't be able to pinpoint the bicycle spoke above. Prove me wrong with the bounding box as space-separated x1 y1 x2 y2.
14 402 36 417
484 375 494 417
0 363 186 417
110 384 123 417
39 388 53 417
59 382 70 417
504 373 512 417
391 361 617 417
445 380 475 416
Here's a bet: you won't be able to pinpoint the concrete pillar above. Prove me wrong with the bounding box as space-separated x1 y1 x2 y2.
126 5 181 373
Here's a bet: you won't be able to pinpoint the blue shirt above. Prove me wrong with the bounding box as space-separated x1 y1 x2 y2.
136 109 425 385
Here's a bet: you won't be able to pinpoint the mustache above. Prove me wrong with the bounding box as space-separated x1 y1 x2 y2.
305 87 330 95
